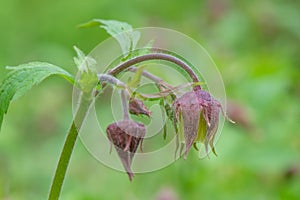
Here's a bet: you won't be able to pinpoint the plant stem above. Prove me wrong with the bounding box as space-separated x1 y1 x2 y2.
48 94 93 200
121 90 129 120
108 53 201 90
98 74 127 88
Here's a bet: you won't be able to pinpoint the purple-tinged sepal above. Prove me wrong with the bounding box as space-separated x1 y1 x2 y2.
106 120 146 180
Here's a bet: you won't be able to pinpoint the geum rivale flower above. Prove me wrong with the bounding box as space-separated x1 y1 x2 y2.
173 89 229 158
106 120 146 181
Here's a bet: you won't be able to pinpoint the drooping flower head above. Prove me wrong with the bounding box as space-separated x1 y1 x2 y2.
173 88 224 158
106 120 146 181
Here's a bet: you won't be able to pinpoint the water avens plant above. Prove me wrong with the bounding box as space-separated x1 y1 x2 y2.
0 19 232 200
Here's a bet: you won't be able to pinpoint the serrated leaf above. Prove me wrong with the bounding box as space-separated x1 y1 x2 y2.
0 62 74 131
73 46 98 94
79 19 140 59
73 46 97 73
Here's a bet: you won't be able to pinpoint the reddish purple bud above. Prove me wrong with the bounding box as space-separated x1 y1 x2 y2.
173 89 225 158
129 97 151 117
106 120 146 181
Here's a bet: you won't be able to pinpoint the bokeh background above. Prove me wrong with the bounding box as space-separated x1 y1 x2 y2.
0 0 299 199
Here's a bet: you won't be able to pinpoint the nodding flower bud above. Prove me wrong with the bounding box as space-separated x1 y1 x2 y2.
129 98 151 117
173 89 224 158
106 120 146 181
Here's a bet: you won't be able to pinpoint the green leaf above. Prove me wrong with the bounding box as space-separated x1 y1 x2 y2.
73 46 97 73
73 46 98 94
0 62 74 131
127 66 145 88
79 19 140 59
79 71 98 94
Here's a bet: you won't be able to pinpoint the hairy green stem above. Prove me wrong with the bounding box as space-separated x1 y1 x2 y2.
48 94 93 200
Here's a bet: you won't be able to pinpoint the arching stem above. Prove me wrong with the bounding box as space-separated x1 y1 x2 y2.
109 53 201 91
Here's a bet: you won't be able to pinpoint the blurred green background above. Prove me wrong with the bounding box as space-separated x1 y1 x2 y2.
0 0 300 199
